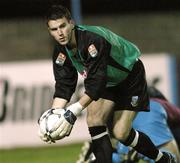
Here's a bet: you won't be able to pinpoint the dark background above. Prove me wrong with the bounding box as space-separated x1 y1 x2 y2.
0 0 180 18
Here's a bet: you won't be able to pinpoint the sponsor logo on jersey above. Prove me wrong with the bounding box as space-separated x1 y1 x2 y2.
80 70 87 78
88 44 98 57
55 53 66 66
131 96 139 107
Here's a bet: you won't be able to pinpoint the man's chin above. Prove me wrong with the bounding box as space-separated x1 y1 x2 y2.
58 40 68 46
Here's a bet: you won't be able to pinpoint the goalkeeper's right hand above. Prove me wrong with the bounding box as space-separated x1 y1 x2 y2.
37 108 59 144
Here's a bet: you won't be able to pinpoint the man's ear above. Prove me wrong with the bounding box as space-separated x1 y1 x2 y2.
69 19 75 29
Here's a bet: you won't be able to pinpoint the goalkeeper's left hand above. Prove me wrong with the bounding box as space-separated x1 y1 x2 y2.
50 102 83 139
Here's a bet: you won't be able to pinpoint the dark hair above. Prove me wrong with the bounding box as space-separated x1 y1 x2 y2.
148 86 167 101
46 5 72 21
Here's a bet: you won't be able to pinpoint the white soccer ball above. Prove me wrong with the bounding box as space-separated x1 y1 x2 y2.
39 108 65 139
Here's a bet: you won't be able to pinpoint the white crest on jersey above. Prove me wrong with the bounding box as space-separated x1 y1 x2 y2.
88 44 98 57
56 53 66 66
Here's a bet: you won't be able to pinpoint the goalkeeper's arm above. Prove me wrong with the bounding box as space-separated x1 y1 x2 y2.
69 94 93 115
51 97 68 109
63 93 93 124
50 94 93 139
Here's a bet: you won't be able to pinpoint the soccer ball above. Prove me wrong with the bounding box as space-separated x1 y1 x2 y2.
38 108 65 139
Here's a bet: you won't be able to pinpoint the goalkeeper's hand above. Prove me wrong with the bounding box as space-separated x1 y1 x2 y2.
50 102 83 140
38 109 54 143
38 129 55 144
38 108 65 143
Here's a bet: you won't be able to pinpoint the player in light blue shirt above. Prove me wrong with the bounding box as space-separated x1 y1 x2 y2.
112 87 180 163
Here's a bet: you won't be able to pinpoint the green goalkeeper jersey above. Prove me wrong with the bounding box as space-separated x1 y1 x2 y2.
53 25 141 101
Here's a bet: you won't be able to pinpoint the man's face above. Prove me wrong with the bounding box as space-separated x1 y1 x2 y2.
48 17 74 46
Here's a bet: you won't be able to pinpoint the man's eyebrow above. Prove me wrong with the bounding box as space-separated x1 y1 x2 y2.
49 27 58 31
49 23 66 31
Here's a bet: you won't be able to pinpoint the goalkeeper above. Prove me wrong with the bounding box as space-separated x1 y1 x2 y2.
38 5 176 163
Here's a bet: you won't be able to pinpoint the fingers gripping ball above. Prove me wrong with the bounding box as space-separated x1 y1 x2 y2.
38 108 66 141
50 102 83 139
50 109 74 139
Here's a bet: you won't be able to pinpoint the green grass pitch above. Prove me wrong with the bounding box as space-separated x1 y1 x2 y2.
0 143 83 163
0 143 147 163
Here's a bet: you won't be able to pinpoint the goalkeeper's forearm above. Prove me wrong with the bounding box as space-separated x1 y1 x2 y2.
78 93 93 109
51 97 68 109
64 94 93 124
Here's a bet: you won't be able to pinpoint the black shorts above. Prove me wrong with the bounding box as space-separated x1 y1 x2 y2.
101 59 150 111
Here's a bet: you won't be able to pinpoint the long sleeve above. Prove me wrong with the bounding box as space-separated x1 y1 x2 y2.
52 44 78 101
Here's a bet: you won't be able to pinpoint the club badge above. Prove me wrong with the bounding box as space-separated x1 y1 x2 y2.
131 96 139 107
88 44 98 57
55 53 66 66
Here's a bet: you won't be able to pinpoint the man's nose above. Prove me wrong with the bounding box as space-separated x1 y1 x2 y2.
57 28 62 35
